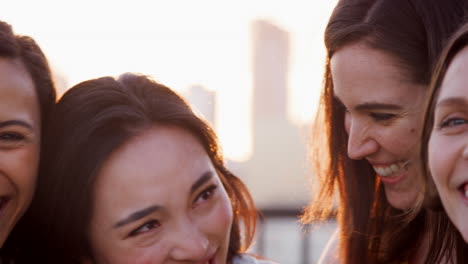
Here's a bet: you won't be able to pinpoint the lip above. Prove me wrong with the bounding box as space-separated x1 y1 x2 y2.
208 251 217 264
368 160 410 181
199 250 217 264
458 182 468 206
377 170 408 184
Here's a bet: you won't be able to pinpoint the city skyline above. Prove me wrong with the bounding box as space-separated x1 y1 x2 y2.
1 0 338 161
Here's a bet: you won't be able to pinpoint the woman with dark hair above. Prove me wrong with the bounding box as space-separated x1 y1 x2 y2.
302 0 467 263
0 20 56 250
21 73 272 264
421 22 468 246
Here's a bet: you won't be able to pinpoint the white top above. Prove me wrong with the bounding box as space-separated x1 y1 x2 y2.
233 254 279 264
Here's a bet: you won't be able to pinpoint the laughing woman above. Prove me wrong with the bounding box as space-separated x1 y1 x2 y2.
0 20 56 258
20 73 274 264
302 0 467 263
421 22 468 250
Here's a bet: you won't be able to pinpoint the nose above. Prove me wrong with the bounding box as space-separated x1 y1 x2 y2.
346 114 379 160
169 221 210 261
463 139 468 160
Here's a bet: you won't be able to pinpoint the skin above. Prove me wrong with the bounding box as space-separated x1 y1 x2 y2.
428 46 468 243
87 126 233 264
0 58 41 246
331 43 427 210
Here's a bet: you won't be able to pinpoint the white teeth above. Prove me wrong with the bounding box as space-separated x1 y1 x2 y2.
373 161 408 177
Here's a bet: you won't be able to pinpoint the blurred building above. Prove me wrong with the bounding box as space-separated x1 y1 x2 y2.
185 85 216 127
231 20 311 209
52 68 69 97
182 20 329 263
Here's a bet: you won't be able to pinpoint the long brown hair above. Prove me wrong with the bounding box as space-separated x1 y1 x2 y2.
0 20 56 260
18 73 256 263
421 23 468 263
302 0 466 263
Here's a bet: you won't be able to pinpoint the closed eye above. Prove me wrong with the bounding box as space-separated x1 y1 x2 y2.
0 132 27 149
128 219 161 237
193 185 217 207
369 112 396 121
0 131 25 141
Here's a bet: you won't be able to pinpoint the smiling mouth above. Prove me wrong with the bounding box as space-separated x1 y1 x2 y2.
459 182 468 200
372 161 410 177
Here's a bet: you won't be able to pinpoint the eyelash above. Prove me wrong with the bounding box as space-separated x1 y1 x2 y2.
126 185 218 238
194 185 218 206
128 219 161 237
369 113 396 121
335 100 396 122
439 117 468 128
0 132 25 141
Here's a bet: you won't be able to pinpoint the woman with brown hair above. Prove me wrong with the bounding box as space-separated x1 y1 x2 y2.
0 19 56 259
421 22 468 246
18 73 273 264
302 0 467 263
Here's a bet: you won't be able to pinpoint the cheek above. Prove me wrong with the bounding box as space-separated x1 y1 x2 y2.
379 123 421 155
6 146 40 205
428 135 449 187
204 193 233 240
88 229 167 264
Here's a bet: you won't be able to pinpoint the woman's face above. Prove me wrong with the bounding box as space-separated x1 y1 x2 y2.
428 47 468 243
0 58 40 245
331 43 427 210
87 126 233 264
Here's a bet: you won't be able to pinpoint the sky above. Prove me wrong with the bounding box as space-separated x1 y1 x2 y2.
1 0 337 161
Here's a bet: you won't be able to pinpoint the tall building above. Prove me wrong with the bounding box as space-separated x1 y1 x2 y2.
185 84 216 127
232 20 310 209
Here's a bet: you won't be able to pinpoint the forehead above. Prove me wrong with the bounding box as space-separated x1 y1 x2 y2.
330 43 424 105
0 57 35 95
438 47 468 100
0 58 38 123
94 126 214 205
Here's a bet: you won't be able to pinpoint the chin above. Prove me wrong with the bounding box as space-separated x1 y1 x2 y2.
384 188 421 211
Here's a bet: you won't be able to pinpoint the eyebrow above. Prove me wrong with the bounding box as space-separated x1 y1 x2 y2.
354 102 403 112
436 97 468 108
333 96 403 112
0 120 33 130
113 171 214 229
190 171 214 194
114 205 161 228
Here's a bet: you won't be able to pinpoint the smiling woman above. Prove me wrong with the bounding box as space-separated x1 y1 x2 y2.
421 22 468 250
0 20 56 259
87 126 235 263
0 56 40 246
302 0 467 263
18 73 274 264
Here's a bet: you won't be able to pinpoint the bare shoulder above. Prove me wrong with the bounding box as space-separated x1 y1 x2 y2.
318 229 341 264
